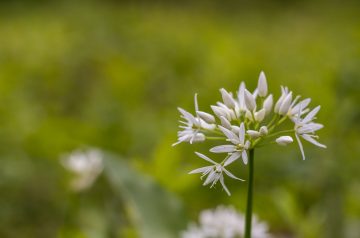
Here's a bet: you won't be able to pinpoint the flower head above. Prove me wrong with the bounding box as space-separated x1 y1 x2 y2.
174 71 326 194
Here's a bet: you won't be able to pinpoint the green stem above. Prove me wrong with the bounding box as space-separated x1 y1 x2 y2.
266 129 295 138
245 149 254 238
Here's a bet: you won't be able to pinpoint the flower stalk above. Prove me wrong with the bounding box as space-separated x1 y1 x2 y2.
245 149 254 238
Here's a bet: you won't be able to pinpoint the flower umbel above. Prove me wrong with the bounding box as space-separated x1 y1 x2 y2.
174 71 326 195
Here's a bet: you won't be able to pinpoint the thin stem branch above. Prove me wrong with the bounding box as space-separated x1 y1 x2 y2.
244 149 254 238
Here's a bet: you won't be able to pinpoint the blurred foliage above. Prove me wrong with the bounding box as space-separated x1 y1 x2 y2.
0 0 359 237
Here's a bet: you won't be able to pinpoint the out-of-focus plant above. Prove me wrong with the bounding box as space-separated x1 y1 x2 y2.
181 205 272 238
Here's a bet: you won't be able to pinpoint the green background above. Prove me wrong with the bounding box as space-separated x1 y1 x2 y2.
0 0 359 237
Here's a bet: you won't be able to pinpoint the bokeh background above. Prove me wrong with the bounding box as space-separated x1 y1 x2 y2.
0 0 359 237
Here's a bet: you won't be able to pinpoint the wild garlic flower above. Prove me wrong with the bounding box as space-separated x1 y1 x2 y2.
174 71 326 195
181 206 272 238
189 152 244 196
173 94 216 146
61 148 104 191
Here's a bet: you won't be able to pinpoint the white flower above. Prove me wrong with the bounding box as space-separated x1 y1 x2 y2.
276 136 293 146
189 152 243 196
257 71 268 97
210 123 250 165
173 94 216 146
293 105 327 160
61 148 104 191
287 98 311 118
181 206 272 238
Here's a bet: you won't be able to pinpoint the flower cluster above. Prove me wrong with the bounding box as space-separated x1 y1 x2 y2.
181 206 272 238
61 148 104 191
174 71 326 195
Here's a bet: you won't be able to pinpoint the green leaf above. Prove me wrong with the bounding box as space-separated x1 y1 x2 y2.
103 153 185 238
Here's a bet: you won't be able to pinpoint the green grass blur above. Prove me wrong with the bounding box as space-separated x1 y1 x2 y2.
0 1 359 237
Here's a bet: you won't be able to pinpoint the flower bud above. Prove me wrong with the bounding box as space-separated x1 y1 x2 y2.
257 71 268 97
254 108 266 122
220 116 232 130
275 136 293 146
274 86 287 113
244 89 256 111
197 111 215 124
211 105 227 119
220 88 236 109
247 130 261 139
279 92 293 116
263 94 273 115
259 126 268 136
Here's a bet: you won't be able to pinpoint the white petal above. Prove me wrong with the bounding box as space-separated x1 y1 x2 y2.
303 106 321 124
263 94 273 115
237 82 247 111
219 175 231 196
239 123 245 144
197 111 215 124
257 71 268 97
242 150 248 164
274 86 286 113
220 88 236 108
211 105 228 119
194 93 199 112
291 98 311 116
295 133 306 160
254 108 266 122
222 167 244 181
195 152 217 164
220 116 232 130
279 92 293 115
203 170 216 186
297 123 324 134
188 166 213 174
218 126 239 143
178 107 197 124
244 89 256 111
224 152 241 166
301 134 327 148
210 145 237 153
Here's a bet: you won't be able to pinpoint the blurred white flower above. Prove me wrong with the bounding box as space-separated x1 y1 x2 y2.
181 206 272 238
61 148 104 191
